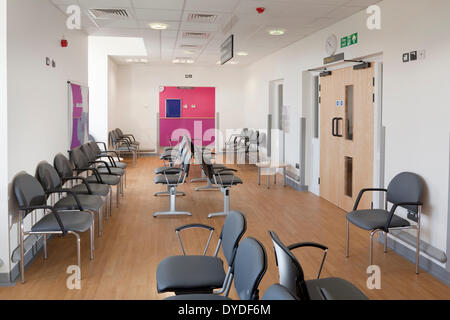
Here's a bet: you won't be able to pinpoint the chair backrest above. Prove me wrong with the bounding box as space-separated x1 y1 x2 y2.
179 137 192 177
54 153 74 179
116 128 124 137
89 142 102 157
36 162 64 194
262 284 298 300
201 153 215 181
220 211 247 267
269 231 309 300
70 147 90 170
13 173 47 213
81 143 96 162
387 172 423 214
232 237 267 300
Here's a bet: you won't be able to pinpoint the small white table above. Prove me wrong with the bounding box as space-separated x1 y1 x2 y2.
256 162 289 189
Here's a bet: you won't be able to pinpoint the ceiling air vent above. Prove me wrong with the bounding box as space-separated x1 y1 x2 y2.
187 13 218 23
88 8 131 20
182 32 210 39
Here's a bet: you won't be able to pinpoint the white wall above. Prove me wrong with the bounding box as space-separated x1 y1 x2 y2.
88 37 146 144
242 0 450 259
0 0 8 274
6 0 88 276
108 57 119 135
109 63 247 150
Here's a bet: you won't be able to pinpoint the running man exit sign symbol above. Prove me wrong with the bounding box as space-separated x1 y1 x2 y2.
341 33 358 48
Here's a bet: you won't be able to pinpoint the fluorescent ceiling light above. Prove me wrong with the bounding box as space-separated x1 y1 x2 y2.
172 58 194 64
269 29 285 36
230 61 239 65
149 22 168 30
237 51 248 56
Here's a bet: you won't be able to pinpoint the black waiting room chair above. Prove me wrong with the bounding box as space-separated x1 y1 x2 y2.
109 130 138 166
153 139 192 217
36 162 105 237
165 237 267 300
202 155 243 218
345 172 424 273
54 153 112 222
269 231 368 300
70 147 122 209
13 173 94 284
262 284 298 300
156 211 247 296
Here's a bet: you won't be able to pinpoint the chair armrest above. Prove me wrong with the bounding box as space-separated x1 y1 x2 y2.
158 167 182 175
215 168 238 174
385 201 423 231
46 189 84 211
63 177 93 195
19 205 54 216
353 188 388 211
175 224 215 256
89 160 112 174
288 242 328 279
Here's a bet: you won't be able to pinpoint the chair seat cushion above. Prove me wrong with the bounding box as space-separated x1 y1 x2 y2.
97 167 124 176
154 166 181 175
86 174 120 186
165 294 231 301
31 211 94 233
306 277 368 300
157 256 226 293
155 174 183 185
214 175 243 186
346 209 410 230
54 194 103 212
72 183 110 197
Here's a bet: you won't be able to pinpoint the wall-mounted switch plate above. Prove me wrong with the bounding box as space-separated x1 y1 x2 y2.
410 51 417 61
402 53 410 63
46 57 51 66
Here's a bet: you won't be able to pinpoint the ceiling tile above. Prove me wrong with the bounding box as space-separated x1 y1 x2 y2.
131 0 184 10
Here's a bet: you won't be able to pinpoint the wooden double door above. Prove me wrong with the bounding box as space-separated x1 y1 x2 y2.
319 64 375 212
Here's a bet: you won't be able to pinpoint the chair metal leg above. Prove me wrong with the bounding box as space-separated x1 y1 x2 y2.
109 186 113 217
154 187 192 217
116 184 120 208
369 229 381 266
68 231 81 280
416 207 421 274
346 221 350 258
98 208 103 237
19 213 25 284
43 234 48 260
384 232 388 253
104 197 108 221
90 224 95 260
208 188 230 218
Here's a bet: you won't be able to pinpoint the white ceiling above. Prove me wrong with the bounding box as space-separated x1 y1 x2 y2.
51 0 382 66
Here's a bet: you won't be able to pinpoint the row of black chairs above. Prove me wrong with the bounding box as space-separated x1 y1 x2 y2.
153 136 243 218
156 211 368 300
109 128 140 166
12 140 128 283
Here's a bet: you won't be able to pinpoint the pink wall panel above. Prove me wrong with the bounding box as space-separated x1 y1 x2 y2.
159 86 215 118
159 86 216 146
160 119 215 146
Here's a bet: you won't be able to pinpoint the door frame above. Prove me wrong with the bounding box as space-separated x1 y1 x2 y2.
307 55 384 207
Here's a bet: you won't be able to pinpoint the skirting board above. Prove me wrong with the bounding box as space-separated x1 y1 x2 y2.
285 174 308 192
377 235 450 286
0 236 46 286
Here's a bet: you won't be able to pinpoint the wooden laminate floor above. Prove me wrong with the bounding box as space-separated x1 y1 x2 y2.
0 156 449 300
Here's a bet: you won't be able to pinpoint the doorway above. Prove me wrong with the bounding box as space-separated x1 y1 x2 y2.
319 64 376 211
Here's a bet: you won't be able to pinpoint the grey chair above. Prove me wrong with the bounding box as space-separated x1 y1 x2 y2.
156 211 246 295
109 130 137 166
81 143 125 198
54 153 112 221
165 237 267 300
36 162 105 237
262 284 298 300
269 231 368 300
13 173 94 284
115 128 140 152
70 147 122 209
202 155 243 218
153 141 192 217
346 172 424 273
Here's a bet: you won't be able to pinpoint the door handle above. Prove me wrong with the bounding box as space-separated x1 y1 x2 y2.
335 118 343 137
331 118 337 137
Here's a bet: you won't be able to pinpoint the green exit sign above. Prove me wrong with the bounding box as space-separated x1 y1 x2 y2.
341 33 358 48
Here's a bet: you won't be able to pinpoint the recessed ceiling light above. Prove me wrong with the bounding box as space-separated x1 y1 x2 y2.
184 50 195 55
230 61 239 65
216 61 221 65
269 29 285 36
172 58 195 64
149 22 168 30
237 51 248 56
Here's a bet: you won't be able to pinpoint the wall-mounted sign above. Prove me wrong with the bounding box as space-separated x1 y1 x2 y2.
220 34 234 65
341 33 358 48
323 52 345 65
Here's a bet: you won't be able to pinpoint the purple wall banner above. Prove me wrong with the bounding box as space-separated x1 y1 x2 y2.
68 82 89 149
